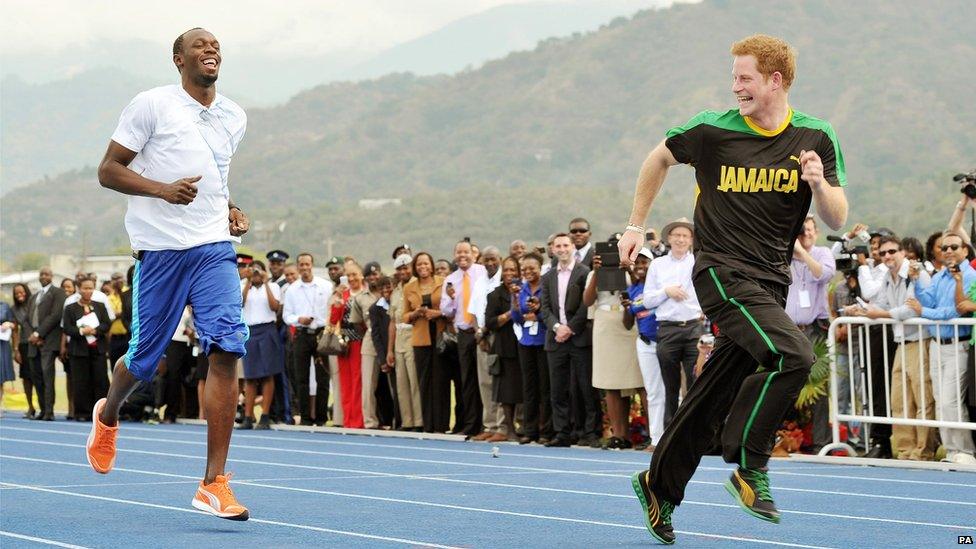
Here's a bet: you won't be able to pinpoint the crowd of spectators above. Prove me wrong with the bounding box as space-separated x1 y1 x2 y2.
1 208 974 461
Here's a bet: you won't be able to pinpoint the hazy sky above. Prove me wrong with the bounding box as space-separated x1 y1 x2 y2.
1 0 543 56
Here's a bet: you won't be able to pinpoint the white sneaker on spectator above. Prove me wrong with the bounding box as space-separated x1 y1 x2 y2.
949 452 976 466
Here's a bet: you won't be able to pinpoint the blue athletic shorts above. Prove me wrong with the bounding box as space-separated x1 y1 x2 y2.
124 241 248 382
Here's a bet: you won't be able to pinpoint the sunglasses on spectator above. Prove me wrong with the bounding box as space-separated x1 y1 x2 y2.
569 228 590 234
941 244 962 252
878 249 900 256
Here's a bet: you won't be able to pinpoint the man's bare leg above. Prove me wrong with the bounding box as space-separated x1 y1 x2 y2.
204 350 238 484
98 357 141 426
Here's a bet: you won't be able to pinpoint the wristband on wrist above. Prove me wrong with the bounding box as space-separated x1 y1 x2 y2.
624 224 645 235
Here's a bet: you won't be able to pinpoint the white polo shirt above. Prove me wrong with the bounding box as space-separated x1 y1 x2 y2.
111 84 247 251
243 282 281 326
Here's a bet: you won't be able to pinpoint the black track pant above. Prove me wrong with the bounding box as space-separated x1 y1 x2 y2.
649 266 815 505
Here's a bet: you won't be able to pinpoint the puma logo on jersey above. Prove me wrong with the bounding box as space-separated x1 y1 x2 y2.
717 165 799 193
789 155 801 165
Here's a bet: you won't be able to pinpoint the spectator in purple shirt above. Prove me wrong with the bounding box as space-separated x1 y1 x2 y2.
440 240 488 438
785 214 836 452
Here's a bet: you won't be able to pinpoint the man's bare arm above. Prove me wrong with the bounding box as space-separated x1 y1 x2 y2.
798 149 847 231
618 139 679 265
97 141 199 204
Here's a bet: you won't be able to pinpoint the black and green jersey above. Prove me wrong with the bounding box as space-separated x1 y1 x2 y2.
665 108 846 286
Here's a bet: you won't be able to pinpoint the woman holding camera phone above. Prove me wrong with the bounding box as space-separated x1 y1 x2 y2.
511 253 554 444
584 239 644 450
402 253 449 433
624 248 663 451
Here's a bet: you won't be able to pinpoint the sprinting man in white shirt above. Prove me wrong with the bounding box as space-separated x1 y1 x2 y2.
86 27 251 521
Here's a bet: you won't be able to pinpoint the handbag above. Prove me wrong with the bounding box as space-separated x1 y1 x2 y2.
435 329 458 356
317 321 348 356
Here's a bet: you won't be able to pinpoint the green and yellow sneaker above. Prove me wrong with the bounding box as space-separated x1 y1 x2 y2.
725 468 781 523
631 470 676 544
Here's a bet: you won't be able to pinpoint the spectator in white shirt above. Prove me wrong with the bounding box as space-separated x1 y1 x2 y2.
441 240 488 438
470 246 506 441
282 253 333 425
239 261 283 430
643 218 703 426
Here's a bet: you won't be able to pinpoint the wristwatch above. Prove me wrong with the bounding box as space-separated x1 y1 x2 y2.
553 322 562 332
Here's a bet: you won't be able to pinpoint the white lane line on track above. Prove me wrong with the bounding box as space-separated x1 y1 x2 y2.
0 474 829 549
5 422 970 488
5 427 975 501
0 481 463 549
6 432 975 510
0 531 90 549
4 444 973 531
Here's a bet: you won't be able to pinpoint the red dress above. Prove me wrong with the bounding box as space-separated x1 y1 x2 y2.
332 289 364 428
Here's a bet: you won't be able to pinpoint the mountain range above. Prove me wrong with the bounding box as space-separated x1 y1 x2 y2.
2 0 974 268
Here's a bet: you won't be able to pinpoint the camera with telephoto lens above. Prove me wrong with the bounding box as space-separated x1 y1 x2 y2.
955 169 976 198
827 235 869 274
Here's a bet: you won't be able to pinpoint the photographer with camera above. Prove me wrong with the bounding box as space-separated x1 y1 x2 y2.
909 231 976 465
642 217 702 427
845 236 935 460
786 214 836 453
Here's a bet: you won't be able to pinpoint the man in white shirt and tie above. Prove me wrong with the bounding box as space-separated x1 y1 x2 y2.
643 218 703 426
441 240 488 438
282 253 333 426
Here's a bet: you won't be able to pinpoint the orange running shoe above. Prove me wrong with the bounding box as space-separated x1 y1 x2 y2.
192 474 250 521
86 398 118 474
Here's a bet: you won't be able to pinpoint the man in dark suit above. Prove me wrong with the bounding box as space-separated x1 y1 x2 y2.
569 217 595 268
27 267 67 420
541 233 600 447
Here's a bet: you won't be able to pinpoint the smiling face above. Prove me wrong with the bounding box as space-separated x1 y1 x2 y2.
297 254 314 282
798 219 817 251
941 234 968 267
39 268 53 287
552 235 574 264
454 242 473 270
668 226 693 255
13 285 27 305
174 28 221 86
732 55 779 119
520 256 541 284
415 255 434 279
500 258 519 286
283 265 299 284
633 255 651 282
878 241 903 272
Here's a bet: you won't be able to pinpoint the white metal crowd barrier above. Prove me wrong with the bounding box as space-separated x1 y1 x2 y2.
823 317 976 459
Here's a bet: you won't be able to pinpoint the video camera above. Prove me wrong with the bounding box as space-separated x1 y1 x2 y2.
827 235 869 273
955 169 976 199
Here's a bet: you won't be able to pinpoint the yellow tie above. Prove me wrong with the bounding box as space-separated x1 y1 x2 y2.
462 271 475 325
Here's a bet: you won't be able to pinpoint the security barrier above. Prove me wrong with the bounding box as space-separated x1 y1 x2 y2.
823 317 976 461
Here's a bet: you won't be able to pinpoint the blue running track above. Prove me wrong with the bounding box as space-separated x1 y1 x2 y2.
1 417 973 548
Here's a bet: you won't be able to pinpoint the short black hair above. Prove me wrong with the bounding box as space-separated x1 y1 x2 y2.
173 27 204 56
569 217 590 229
520 252 544 266
297 252 314 264
900 237 924 260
